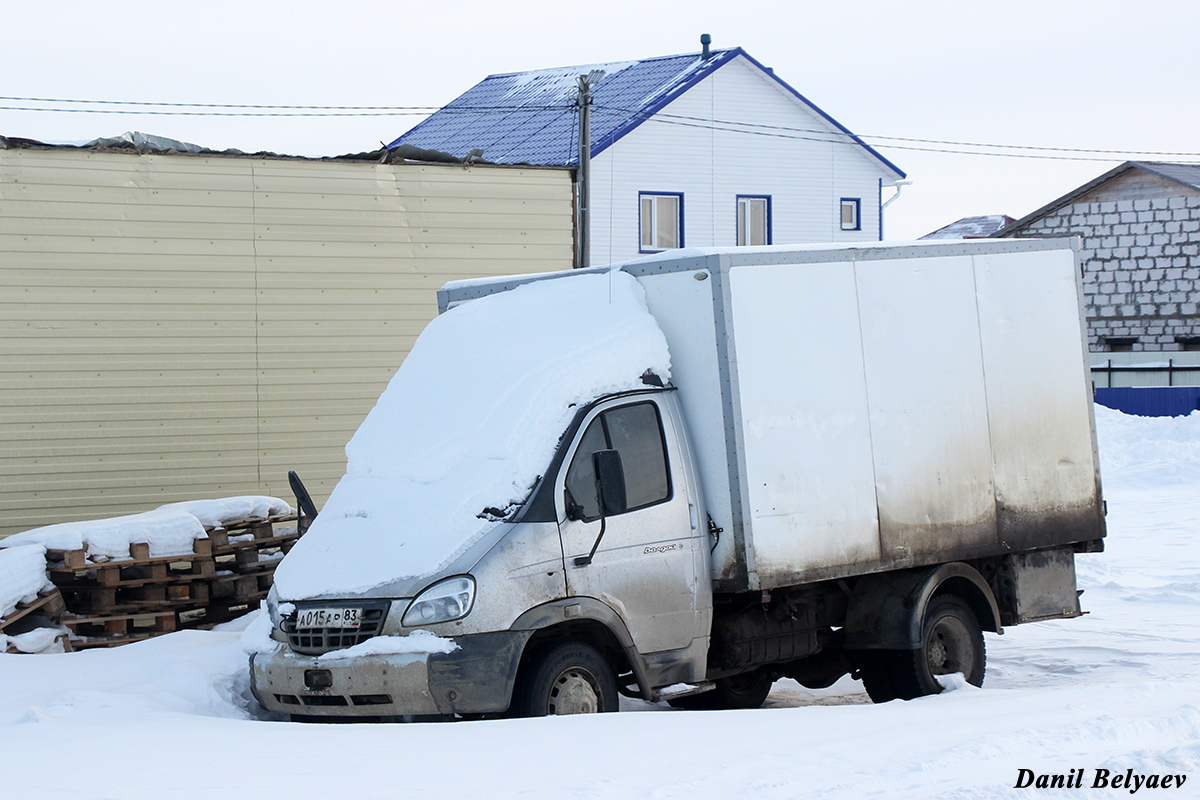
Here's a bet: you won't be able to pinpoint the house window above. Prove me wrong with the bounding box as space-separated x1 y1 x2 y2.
1105 337 1137 352
737 196 771 246
1177 337 1200 351
639 192 683 252
840 198 861 231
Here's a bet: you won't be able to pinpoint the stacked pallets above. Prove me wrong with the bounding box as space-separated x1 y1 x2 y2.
40 512 301 649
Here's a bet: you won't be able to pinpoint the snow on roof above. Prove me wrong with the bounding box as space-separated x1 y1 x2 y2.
920 215 1017 240
388 50 735 166
272 269 671 600
387 48 904 178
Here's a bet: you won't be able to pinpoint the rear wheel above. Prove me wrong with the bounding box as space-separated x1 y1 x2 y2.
860 594 985 703
513 642 619 717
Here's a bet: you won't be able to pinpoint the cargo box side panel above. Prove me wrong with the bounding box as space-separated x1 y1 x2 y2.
635 267 745 584
726 261 882 584
855 256 1000 563
973 250 1105 549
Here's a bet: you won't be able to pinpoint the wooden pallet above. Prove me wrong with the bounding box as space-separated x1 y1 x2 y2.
210 530 300 554
208 514 298 541
61 610 176 643
0 589 67 633
48 541 216 589
179 592 269 629
209 572 274 601
57 581 212 614
2 589 71 654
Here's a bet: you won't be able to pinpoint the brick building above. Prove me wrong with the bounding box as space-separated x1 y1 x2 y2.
996 162 1200 353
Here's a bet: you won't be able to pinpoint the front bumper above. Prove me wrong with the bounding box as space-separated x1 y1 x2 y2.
250 630 533 719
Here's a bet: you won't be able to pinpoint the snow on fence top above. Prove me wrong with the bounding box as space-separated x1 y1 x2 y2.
273 269 672 600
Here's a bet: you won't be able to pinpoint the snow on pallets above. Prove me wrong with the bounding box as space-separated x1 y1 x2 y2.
0 589 70 654
42 513 301 648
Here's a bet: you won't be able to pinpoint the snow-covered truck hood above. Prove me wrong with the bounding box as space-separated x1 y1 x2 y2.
272 269 672 601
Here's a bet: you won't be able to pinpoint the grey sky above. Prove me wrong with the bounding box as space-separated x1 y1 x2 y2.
4 0 1197 239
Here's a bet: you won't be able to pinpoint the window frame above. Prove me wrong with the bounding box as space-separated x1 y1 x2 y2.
563 400 673 523
840 197 862 232
736 195 773 246
638 191 685 253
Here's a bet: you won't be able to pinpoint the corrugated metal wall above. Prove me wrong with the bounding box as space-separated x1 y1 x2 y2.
0 148 574 539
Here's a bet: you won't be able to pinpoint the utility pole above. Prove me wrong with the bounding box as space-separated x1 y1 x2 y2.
575 70 603 269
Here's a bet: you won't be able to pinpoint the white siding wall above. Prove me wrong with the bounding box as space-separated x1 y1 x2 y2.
589 56 896 266
0 149 573 539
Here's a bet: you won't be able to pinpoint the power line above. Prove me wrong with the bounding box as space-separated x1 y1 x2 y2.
600 105 1200 159
0 105 432 117
3 93 1196 162
0 95 574 117
589 107 1130 162
0 95 446 110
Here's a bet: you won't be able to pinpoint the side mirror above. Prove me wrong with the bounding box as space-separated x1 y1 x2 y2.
593 449 627 517
574 449 626 567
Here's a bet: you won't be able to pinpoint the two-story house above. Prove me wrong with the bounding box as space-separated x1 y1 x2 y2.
389 42 906 266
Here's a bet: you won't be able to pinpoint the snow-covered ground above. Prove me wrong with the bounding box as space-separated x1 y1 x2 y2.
3 406 1198 799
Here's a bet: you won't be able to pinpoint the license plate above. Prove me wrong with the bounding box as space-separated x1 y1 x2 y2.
294 607 361 631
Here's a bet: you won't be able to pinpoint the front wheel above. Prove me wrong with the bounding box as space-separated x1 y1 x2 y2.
860 594 985 703
513 642 619 717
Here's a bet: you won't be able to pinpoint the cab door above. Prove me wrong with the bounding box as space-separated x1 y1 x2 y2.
555 396 705 654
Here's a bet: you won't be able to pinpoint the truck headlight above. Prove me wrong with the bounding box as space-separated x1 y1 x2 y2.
402 576 476 626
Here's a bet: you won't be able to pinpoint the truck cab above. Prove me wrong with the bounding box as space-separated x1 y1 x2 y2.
252 387 714 718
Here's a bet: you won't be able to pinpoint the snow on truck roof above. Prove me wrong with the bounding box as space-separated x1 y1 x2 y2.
271 270 672 600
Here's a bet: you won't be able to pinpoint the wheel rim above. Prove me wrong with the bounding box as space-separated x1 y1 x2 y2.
926 613 975 676
547 667 600 714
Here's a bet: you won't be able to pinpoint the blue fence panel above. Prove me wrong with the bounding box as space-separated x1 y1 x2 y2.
1094 387 1200 417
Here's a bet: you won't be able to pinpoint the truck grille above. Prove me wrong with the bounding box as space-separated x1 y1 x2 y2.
281 601 390 655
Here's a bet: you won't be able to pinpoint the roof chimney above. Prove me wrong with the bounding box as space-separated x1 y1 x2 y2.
701 33 712 60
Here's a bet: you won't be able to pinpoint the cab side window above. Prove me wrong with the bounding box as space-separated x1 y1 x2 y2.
564 402 671 520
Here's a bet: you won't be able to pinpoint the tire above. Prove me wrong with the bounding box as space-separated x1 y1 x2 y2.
667 670 773 710
861 594 985 703
857 651 901 704
513 642 619 717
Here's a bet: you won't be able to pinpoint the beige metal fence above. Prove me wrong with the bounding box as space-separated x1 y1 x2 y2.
0 148 574 539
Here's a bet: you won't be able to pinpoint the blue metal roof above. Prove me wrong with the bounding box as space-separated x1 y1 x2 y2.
388 48 905 178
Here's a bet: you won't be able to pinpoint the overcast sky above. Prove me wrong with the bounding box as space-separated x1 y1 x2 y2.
4 0 1198 239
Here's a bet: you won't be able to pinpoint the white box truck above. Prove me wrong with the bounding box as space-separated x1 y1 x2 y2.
251 239 1104 718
